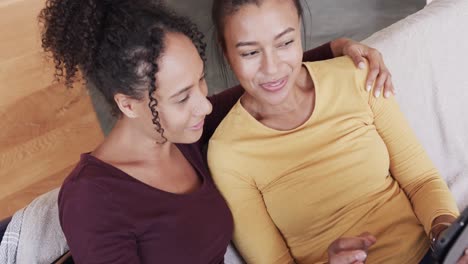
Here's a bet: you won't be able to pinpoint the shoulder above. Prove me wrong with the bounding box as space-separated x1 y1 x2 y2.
304 56 369 100
209 100 247 142
62 153 128 190
207 102 247 166
59 173 114 213
59 154 118 213
58 163 125 241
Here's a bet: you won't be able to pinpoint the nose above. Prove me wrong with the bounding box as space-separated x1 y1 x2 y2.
261 49 279 76
193 94 213 117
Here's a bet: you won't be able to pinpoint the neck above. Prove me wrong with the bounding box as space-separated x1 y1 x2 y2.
242 88 302 119
95 117 174 162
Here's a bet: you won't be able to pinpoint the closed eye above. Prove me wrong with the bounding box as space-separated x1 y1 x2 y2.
279 40 294 48
241 50 260 57
178 95 190 104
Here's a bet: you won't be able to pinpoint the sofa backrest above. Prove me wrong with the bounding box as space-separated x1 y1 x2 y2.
363 0 468 209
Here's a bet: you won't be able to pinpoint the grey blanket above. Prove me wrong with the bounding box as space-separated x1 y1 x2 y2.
0 188 68 264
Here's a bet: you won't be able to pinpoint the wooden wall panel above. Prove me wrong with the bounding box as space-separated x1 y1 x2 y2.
0 0 104 219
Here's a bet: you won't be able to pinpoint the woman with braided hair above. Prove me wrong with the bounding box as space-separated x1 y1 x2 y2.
39 0 394 262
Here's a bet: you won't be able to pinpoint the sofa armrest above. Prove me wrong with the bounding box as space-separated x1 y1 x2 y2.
52 251 74 264
0 216 12 241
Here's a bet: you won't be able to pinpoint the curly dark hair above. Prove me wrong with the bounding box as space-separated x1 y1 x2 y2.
39 0 207 143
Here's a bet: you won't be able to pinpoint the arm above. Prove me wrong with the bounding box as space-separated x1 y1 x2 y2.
58 180 139 264
209 167 294 264
302 42 334 62
355 62 459 235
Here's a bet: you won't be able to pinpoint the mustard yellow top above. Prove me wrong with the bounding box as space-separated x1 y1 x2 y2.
207 57 459 264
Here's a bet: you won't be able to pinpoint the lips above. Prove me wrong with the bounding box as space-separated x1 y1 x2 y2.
259 76 288 92
189 119 204 131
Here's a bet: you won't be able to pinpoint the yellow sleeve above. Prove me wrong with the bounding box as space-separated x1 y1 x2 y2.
210 166 294 264
354 63 460 234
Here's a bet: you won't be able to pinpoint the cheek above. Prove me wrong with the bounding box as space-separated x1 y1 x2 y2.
227 50 256 83
231 57 258 84
293 45 303 66
281 43 303 68
156 107 185 133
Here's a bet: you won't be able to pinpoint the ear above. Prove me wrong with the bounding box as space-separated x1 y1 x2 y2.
114 93 139 118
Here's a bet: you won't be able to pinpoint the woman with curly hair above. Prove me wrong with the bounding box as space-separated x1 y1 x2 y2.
39 0 394 262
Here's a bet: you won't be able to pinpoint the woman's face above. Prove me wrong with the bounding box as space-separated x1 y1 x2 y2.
135 32 212 144
222 0 304 106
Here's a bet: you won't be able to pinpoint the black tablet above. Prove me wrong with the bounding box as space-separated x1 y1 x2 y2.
433 206 468 264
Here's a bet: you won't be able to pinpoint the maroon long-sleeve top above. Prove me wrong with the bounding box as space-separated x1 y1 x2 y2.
58 44 333 264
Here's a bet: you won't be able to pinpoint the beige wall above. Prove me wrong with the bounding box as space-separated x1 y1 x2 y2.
0 0 103 219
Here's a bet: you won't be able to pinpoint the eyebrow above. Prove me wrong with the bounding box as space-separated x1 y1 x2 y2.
235 27 295 48
169 66 206 99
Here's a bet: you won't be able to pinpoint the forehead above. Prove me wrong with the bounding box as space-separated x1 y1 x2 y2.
155 32 203 95
223 0 300 40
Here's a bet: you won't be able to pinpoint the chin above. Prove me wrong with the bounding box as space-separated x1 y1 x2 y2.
177 131 203 144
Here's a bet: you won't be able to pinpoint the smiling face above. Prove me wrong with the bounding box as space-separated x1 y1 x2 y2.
154 32 212 143
222 0 304 107
125 32 212 144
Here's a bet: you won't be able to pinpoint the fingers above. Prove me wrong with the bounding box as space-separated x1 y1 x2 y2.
383 76 395 98
332 237 366 252
330 235 376 253
347 46 366 70
456 249 468 264
341 41 395 99
373 69 389 98
364 49 396 98
364 50 380 93
357 232 377 244
328 233 376 264
332 250 368 264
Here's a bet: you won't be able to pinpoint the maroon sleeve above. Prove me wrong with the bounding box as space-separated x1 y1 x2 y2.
200 42 334 144
302 42 334 62
58 180 140 264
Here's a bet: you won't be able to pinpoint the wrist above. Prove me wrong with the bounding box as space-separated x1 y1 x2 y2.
430 222 451 250
430 223 451 239
429 215 456 250
330 38 349 57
